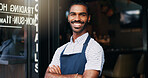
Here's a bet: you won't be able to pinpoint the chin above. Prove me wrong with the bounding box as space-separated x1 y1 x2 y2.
73 29 83 33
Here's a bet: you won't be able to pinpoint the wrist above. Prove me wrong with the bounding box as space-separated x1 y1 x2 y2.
75 73 82 78
74 73 78 78
77 75 83 78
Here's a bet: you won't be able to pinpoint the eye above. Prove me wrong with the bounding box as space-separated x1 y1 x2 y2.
80 13 87 17
70 13 76 16
81 14 86 16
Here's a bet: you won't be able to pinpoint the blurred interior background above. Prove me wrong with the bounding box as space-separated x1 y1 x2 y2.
0 0 147 78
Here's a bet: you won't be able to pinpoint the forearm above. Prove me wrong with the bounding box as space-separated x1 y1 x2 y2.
45 72 82 78
45 65 100 78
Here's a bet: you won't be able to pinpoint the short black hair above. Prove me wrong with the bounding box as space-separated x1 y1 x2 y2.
68 1 90 15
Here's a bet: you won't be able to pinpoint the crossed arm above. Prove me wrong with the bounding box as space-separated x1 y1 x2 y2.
44 65 100 78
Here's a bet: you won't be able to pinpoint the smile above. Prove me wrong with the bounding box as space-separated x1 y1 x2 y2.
73 23 81 26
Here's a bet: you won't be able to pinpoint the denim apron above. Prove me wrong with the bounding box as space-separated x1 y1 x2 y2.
60 36 90 75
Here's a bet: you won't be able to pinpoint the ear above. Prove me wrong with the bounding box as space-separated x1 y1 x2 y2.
88 15 91 23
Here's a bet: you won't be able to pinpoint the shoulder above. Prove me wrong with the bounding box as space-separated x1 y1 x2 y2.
51 42 69 62
85 38 105 72
55 42 69 53
87 38 103 52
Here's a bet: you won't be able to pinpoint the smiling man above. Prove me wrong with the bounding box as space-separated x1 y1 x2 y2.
44 2 104 78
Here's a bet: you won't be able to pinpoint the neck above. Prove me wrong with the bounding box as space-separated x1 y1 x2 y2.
72 30 87 43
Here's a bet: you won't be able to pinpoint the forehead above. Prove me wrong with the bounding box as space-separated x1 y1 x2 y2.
70 5 87 13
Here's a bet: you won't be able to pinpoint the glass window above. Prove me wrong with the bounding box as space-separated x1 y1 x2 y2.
0 0 39 78
0 27 25 59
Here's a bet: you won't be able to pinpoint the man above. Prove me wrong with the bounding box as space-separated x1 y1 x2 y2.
44 2 104 78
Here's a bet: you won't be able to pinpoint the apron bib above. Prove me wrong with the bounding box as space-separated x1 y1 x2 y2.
60 36 90 75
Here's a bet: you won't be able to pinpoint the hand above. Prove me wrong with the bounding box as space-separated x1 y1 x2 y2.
49 65 61 74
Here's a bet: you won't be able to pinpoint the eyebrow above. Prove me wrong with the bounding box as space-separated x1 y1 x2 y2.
79 12 87 15
69 12 75 14
69 12 87 15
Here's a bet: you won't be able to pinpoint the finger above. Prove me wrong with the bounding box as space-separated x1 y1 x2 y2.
54 65 60 74
57 65 61 74
49 67 55 73
47 67 50 72
49 68 52 73
48 67 52 73
52 65 59 74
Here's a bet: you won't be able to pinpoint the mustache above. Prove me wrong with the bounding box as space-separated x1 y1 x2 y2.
71 20 84 24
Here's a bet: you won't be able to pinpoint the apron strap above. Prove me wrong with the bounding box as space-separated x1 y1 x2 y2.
61 35 91 55
82 35 91 54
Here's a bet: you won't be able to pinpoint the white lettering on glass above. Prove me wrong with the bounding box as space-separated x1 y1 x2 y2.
34 0 39 74
0 3 7 11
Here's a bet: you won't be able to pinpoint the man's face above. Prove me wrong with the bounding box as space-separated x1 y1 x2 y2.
68 5 90 33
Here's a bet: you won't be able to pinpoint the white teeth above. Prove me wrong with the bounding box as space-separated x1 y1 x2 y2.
74 23 81 25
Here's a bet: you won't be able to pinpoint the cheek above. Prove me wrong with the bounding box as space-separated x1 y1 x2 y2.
68 18 70 22
68 16 71 21
83 19 88 23
68 18 73 22
81 17 88 21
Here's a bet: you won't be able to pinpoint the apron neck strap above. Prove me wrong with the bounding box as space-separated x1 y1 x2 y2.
61 35 91 55
83 35 91 46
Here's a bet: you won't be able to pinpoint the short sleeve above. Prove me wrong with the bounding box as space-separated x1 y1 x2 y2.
85 40 105 74
49 49 61 67
48 43 68 67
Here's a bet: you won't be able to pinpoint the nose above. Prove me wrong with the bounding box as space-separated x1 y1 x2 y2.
74 15 80 21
